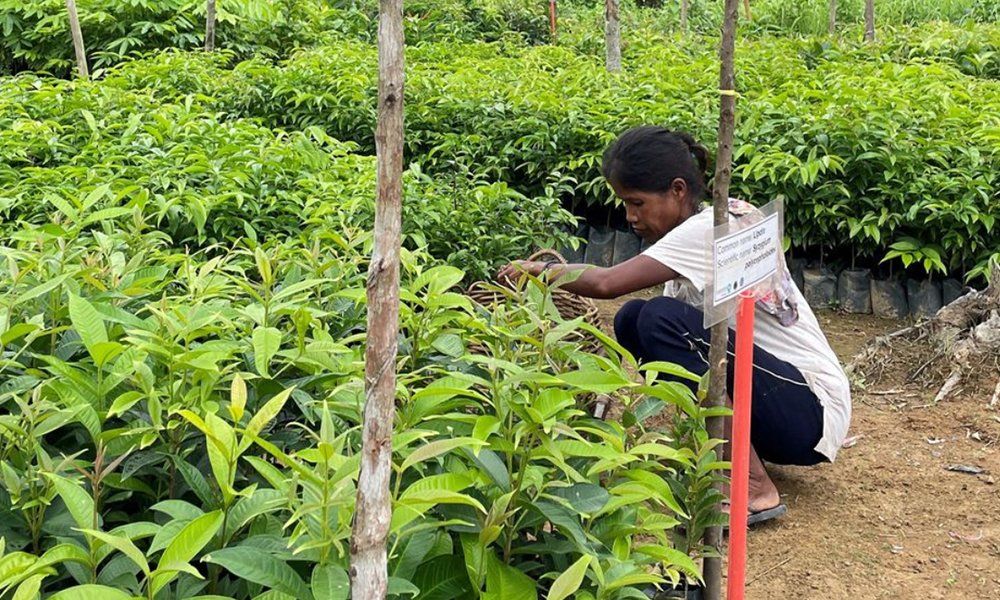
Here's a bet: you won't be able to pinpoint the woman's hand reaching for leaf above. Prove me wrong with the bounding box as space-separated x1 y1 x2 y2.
496 260 547 284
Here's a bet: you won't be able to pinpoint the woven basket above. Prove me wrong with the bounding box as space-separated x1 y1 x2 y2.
467 249 603 353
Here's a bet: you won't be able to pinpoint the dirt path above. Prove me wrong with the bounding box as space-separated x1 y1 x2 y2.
594 293 1000 599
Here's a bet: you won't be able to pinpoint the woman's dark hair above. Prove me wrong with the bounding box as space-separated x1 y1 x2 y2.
601 126 710 205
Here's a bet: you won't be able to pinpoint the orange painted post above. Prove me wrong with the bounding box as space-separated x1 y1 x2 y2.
726 292 756 600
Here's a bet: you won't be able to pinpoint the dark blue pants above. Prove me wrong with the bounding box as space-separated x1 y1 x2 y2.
614 296 826 466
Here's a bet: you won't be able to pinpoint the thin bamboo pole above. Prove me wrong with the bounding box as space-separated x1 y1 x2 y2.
703 0 741 598
348 0 405 597
65 0 88 78
205 0 217 51
605 0 621 72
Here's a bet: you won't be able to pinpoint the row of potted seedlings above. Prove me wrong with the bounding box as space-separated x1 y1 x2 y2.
563 223 969 319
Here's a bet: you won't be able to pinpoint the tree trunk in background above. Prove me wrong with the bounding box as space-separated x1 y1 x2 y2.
680 0 689 33
605 0 622 72
65 0 88 78
864 0 875 42
204 0 217 51
703 0 740 599
743 0 752 20
829 0 837 34
349 0 404 597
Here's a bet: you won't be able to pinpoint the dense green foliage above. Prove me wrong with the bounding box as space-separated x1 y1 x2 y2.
0 0 336 76
0 223 723 598
630 0 1000 36
0 73 573 281
102 28 1000 279
2 1 999 597
0 0 551 76
0 73 723 598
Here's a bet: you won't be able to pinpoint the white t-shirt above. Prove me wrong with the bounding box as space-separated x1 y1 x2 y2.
642 208 851 462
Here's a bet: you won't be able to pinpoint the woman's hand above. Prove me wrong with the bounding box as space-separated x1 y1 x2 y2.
496 260 545 284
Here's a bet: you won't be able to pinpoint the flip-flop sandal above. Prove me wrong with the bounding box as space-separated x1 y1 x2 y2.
746 503 787 526
718 501 788 528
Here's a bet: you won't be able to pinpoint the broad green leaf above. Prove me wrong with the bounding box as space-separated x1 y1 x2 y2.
461 447 510 491
12 574 45 600
107 391 144 418
389 531 436 582
149 511 223 597
204 412 237 497
68 293 108 360
151 500 204 522
253 326 282 377
431 333 464 357
388 577 420 597
230 375 247 422
13 273 71 306
547 555 591 600
311 564 349 600
399 437 485 474
78 528 149 575
225 489 285 538
410 555 471 600
48 585 134 600
243 387 296 449
636 546 702 582
46 474 96 532
556 369 630 394
203 547 313 600
484 553 536 600
547 483 609 514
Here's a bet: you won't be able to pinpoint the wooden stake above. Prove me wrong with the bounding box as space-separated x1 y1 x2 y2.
864 0 875 42
828 0 837 34
65 0 88 79
703 1 740 599
680 0 689 34
605 0 621 72
549 0 558 42
349 0 404 597
205 0 217 51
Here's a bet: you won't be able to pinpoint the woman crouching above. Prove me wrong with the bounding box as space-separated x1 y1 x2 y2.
498 126 851 524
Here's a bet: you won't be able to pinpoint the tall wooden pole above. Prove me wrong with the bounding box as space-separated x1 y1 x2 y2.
549 0 558 42
205 0 217 51
605 0 621 72
680 0 689 34
828 0 837 34
349 0 404 597
703 0 740 599
65 0 88 78
864 0 875 42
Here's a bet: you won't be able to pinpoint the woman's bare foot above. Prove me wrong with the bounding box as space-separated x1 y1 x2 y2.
722 443 783 514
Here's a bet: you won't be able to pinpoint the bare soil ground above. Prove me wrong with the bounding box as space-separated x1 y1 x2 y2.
594 291 1000 599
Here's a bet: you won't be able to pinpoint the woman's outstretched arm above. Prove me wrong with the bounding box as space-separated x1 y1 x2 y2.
497 254 677 300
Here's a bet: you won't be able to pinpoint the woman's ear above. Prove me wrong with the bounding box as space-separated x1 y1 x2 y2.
670 177 688 199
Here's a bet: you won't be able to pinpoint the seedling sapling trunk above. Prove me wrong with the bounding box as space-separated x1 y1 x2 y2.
65 0 88 78
205 0 217 51
865 0 876 42
605 0 622 72
349 0 404 597
703 1 741 599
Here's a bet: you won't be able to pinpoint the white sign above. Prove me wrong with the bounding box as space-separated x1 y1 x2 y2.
711 212 780 307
